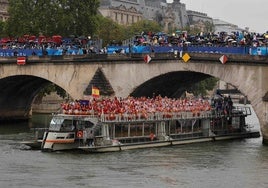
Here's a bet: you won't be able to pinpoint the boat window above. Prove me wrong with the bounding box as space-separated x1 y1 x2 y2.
170 120 181 134
84 121 94 128
94 126 101 136
49 117 76 131
49 117 65 131
130 124 143 137
61 119 74 131
232 117 240 129
75 120 94 130
144 123 155 136
115 124 128 137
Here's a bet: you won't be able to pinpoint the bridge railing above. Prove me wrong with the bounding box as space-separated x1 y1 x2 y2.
1 52 268 64
0 45 267 58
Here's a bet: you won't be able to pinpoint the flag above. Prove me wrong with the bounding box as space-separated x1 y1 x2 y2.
92 86 100 97
144 55 151 63
219 55 228 64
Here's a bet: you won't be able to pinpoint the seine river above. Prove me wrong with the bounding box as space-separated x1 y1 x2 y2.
0 106 268 188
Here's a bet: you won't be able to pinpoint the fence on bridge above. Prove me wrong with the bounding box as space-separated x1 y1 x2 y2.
0 46 267 57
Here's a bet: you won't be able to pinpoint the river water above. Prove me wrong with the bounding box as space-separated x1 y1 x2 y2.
0 106 268 188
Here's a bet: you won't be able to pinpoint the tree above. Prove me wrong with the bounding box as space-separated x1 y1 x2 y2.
6 0 35 36
0 21 6 37
189 77 219 97
126 20 162 37
204 21 215 33
6 0 100 36
96 19 163 46
95 16 125 46
35 83 67 103
59 0 99 36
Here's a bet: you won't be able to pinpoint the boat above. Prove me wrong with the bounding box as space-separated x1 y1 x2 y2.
41 114 100 151
20 128 48 149
78 106 260 153
37 97 260 152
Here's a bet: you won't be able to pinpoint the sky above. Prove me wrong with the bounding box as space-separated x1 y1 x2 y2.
167 0 267 33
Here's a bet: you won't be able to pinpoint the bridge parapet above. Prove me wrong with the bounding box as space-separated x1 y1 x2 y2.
0 52 268 64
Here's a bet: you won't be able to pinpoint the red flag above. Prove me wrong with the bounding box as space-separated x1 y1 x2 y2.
219 55 228 64
144 55 151 63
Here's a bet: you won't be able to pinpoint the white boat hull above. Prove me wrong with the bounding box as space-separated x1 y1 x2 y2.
78 132 260 153
42 131 78 151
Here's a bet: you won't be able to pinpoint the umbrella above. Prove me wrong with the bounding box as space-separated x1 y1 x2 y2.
18 37 26 43
0 38 11 43
52 35 62 44
28 35 36 42
38 35 46 43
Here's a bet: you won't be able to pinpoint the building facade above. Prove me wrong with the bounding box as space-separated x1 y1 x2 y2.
187 10 213 32
99 0 191 32
213 18 245 34
0 0 8 21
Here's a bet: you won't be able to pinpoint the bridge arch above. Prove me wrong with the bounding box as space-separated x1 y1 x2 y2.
0 75 53 120
129 71 211 97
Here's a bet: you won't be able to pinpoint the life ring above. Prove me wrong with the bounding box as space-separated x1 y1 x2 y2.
77 131 83 138
150 133 155 141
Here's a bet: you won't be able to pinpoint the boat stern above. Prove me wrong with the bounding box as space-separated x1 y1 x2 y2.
41 131 76 151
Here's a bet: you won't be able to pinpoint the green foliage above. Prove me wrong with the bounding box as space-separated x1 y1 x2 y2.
38 83 67 99
95 16 126 46
5 1 162 43
6 0 100 36
190 77 219 97
126 20 162 37
204 21 215 33
95 18 162 46
0 21 6 37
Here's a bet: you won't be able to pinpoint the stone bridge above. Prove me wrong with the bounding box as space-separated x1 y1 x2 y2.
1 53 268 143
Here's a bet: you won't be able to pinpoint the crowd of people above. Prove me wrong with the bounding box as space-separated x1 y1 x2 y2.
0 31 268 55
0 34 102 56
60 96 212 120
134 30 268 48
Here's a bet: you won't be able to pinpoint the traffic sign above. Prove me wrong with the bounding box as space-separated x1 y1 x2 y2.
17 56 26 65
182 53 191 63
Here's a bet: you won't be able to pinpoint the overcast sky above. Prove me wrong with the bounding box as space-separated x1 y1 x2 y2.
167 0 267 33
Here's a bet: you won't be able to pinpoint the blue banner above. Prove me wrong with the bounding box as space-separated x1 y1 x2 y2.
0 46 266 57
250 47 268 55
107 46 254 55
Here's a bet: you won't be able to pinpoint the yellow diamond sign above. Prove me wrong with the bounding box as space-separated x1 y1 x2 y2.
182 53 191 63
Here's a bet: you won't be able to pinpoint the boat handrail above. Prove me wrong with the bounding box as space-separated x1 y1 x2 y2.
53 113 99 119
54 107 248 123
100 110 214 123
232 106 251 116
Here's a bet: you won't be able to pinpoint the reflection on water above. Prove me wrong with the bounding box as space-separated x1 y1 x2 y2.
0 108 268 188
0 113 51 141
0 122 30 135
31 113 53 128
